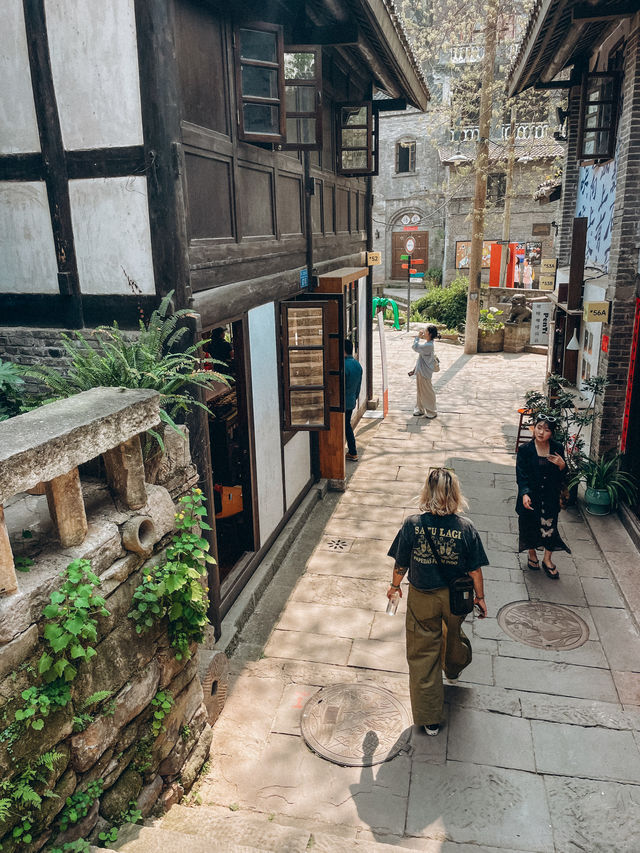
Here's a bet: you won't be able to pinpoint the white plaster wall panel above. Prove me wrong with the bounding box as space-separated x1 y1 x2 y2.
248 303 285 544
0 1 41 153
0 183 59 293
68 177 155 294
284 431 311 510
357 275 368 406
45 0 143 150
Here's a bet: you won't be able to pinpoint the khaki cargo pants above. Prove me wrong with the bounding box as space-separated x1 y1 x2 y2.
406 584 472 726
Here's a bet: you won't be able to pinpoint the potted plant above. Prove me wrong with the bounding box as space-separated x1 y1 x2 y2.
569 452 637 516
477 308 505 352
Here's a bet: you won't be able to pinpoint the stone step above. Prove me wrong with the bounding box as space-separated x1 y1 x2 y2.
109 824 266 853
112 803 421 853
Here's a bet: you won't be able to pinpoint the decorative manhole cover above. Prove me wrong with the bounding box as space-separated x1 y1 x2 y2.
497 601 589 650
320 537 353 552
300 684 411 766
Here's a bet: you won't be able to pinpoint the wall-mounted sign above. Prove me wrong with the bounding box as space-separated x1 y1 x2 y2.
539 275 556 291
526 241 542 264
405 237 416 253
602 334 609 353
583 301 610 323
367 251 382 266
300 268 309 288
540 258 558 274
456 240 495 269
530 302 552 346
532 223 551 236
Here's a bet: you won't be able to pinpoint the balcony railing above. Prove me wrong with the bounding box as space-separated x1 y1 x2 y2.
450 126 480 142
450 44 484 64
501 122 551 140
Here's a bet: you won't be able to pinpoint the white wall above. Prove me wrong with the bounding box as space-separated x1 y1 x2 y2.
68 177 155 294
284 431 311 510
46 0 144 150
0 1 40 154
248 303 285 544
357 274 368 408
0 183 59 293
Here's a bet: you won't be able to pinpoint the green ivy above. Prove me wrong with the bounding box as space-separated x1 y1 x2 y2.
58 779 103 833
129 490 214 660
49 841 91 853
150 691 174 738
14 681 71 731
39 559 109 685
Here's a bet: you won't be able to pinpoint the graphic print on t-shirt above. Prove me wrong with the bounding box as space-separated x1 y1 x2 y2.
413 521 463 569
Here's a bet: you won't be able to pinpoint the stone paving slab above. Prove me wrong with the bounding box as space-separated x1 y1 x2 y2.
291 574 386 611
517 691 640 730
348 638 409 674
330 504 406 525
405 762 554 851
524 572 588 607
324 518 401 541
590 606 640 671
531 719 640 783
271 682 318 735
277 600 375 639
612 670 640 705
369 611 407 643
264 629 352 666
493 657 618 702
305 550 391 581
580 575 625 608
496 637 609 669
456 651 494 686
543 775 640 853
447 707 535 771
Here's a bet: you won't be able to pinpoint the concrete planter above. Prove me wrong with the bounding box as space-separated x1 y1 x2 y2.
477 328 505 352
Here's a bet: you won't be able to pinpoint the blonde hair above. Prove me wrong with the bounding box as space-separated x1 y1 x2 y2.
418 468 468 516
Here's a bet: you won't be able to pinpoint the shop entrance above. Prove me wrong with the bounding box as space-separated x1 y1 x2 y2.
203 321 255 589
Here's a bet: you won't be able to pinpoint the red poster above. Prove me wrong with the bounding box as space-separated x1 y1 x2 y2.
621 299 640 452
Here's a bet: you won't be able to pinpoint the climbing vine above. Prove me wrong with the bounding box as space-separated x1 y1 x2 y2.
129 489 213 660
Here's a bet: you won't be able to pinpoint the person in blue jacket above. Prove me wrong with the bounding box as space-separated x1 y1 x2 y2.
344 338 363 461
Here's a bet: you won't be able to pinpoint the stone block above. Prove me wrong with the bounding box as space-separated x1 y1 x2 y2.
0 624 38 681
136 774 163 817
100 768 143 822
153 676 204 766
71 660 160 772
51 798 99 847
103 436 147 510
0 387 160 504
179 722 213 791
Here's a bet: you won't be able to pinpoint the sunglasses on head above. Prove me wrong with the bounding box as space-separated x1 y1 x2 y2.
535 414 556 424
428 466 455 474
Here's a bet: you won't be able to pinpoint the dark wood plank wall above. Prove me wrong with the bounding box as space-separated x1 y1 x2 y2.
173 0 368 298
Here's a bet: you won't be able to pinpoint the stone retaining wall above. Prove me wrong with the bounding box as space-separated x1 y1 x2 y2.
0 432 211 852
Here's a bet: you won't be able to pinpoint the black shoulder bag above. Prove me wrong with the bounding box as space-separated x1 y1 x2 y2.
421 515 475 616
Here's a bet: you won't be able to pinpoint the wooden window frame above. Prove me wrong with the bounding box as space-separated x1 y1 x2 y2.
283 45 322 151
234 22 286 143
487 172 506 207
395 140 416 173
577 70 620 163
281 300 330 430
336 102 377 176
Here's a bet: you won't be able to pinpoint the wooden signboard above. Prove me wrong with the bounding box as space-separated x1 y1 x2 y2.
583 301 611 323
367 251 382 266
539 258 557 291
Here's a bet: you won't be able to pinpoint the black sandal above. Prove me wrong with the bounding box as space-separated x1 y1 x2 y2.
542 561 560 580
527 558 540 571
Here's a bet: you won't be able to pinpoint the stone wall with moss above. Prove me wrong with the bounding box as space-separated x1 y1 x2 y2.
0 438 214 852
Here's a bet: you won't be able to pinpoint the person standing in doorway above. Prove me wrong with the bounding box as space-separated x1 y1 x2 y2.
412 325 438 418
344 338 363 462
522 258 534 288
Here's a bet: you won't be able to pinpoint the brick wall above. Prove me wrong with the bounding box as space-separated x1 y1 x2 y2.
593 19 640 455
556 84 582 266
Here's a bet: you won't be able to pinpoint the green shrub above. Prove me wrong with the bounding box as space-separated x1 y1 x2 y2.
0 359 25 421
426 266 443 286
412 276 468 330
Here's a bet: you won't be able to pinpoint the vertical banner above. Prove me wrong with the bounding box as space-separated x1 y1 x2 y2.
377 311 389 417
530 302 552 345
621 298 640 452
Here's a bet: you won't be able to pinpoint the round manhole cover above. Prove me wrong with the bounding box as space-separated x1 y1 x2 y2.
497 601 589 650
300 684 411 766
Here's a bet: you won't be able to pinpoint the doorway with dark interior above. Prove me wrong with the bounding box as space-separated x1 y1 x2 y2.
203 320 256 595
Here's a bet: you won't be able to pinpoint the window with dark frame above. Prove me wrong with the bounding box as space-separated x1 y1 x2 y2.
487 173 506 207
578 71 619 163
336 102 377 175
344 280 359 356
396 140 416 173
235 23 285 142
284 47 322 150
280 302 330 430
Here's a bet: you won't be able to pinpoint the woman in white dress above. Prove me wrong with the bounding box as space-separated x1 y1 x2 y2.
411 325 438 418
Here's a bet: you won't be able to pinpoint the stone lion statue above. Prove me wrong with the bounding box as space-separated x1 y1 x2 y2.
506 294 532 324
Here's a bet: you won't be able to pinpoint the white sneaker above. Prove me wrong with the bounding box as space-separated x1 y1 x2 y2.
424 724 440 736
445 676 459 685
413 409 423 416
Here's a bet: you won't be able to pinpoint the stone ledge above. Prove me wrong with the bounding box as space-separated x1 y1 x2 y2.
0 387 160 503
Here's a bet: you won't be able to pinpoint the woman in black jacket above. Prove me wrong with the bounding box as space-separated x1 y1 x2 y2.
516 414 570 579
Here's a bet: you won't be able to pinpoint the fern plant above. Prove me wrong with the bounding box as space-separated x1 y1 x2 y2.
26 291 228 448
0 358 25 421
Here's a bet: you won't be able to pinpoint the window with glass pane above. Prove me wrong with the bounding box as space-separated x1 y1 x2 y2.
283 47 321 150
281 302 329 429
235 24 284 142
337 102 374 175
578 72 619 162
396 141 416 173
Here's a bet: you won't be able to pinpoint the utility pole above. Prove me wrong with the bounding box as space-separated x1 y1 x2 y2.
463 0 499 355
499 104 517 287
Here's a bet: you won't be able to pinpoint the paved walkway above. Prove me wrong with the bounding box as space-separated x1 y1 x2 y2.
132 330 640 852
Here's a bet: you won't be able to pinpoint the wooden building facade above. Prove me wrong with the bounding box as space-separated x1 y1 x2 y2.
0 0 428 632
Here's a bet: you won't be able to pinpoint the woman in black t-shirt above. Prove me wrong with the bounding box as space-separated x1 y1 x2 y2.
387 468 488 736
